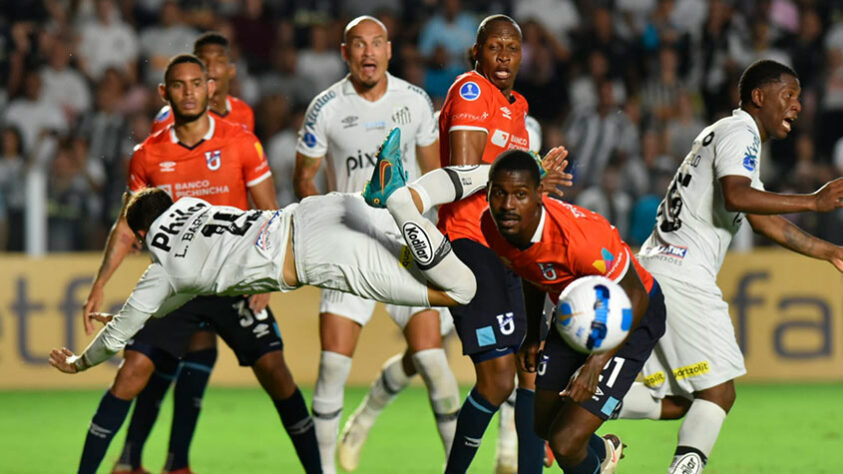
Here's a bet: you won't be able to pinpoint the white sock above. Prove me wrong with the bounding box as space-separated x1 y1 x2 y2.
412 348 460 456
497 387 518 460
409 165 491 213
386 187 476 305
668 399 727 474
617 382 662 420
354 353 411 430
313 351 352 474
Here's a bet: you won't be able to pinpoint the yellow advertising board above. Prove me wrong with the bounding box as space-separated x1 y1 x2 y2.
0 249 840 389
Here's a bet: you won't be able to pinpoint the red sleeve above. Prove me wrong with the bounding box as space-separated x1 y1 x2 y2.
239 133 272 186
565 221 631 283
127 145 150 193
150 106 173 135
445 77 493 134
245 107 255 133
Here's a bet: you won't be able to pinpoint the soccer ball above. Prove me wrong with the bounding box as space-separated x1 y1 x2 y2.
554 276 633 354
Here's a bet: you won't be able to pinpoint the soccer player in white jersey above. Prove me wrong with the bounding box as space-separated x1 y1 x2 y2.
293 17 459 473
613 59 843 473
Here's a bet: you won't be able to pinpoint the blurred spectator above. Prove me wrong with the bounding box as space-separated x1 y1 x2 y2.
424 45 463 102
576 160 633 239
512 0 580 47
46 138 94 251
138 1 196 86
259 43 317 108
574 6 632 85
640 46 682 123
0 127 26 251
665 90 705 160
265 104 325 206
628 160 675 246
418 0 477 71
730 19 791 69
297 22 345 94
40 38 91 121
568 50 626 113
3 69 68 154
231 0 275 71
516 20 569 121
564 79 639 190
698 0 746 120
76 0 139 82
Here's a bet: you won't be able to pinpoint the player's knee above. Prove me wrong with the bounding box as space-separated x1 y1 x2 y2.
547 427 589 464
662 395 693 419
186 329 217 351
697 380 736 413
112 352 156 399
253 350 296 398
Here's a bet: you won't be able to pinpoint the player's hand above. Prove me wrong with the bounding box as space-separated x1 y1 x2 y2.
830 247 843 273
539 147 573 197
813 177 843 212
249 293 272 313
518 341 541 372
83 284 105 335
560 352 611 403
49 348 79 374
88 312 114 325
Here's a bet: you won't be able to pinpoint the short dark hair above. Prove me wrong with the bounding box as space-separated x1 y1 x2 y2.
475 15 521 46
125 188 174 235
164 53 207 83
489 150 540 187
739 59 798 107
194 31 229 53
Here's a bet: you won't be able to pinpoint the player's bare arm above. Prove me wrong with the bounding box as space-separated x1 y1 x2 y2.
745 213 843 272
448 129 488 165
720 175 843 214
83 191 138 335
561 264 650 403
517 281 547 373
415 140 441 174
293 152 325 198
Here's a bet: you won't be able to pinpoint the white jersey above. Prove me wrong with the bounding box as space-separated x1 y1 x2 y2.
127 197 293 316
639 109 765 286
296 73 438 193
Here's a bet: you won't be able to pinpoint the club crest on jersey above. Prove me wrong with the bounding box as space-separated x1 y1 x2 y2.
537 262 557 280
392 106 412 125
205 150 221 171
459 81 481 101
491 129 510 147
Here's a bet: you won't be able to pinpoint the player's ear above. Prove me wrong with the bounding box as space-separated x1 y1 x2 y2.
386 41 393 61
207 77 216 97
158 83 168 103
228 62 236 79
751 87 764 109
340 43 349 62
471 44 480 65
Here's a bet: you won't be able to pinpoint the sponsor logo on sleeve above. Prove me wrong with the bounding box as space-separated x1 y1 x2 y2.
592 248 615 274
401 222 433 265
459 81 481 101
657 244 688 259
490 129 510 147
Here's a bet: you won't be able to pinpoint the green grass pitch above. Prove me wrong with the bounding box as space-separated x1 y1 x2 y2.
2 383 841 473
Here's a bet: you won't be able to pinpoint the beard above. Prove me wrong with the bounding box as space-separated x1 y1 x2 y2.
171 96 209 124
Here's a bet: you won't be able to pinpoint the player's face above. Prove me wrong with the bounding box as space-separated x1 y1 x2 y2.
488 170 541 245
759 74 801 140
342 20 392 90
474 23 522 94
161 62 213 123
196 44 233 98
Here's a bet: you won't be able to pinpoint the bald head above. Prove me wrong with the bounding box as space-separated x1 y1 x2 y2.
343 16 388 44
475 14 521 46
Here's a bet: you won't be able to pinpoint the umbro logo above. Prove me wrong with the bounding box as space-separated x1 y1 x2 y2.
341 115 358 129
160 161 176 172
500 106 512 119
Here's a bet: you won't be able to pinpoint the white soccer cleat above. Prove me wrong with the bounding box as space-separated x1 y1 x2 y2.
668 451 704 474
337 411 372 472
600 434 624 474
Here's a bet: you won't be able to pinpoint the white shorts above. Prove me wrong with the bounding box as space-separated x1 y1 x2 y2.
640 274 746 398
320 289 453 334
291 193 434 308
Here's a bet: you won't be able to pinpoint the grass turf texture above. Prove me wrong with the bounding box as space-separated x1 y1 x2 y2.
1 384 841 473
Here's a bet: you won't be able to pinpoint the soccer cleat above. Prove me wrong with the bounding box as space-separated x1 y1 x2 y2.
544 440 555 467
111 465 150 474
600 434 625 474
337 411 372 472
362 128 407 208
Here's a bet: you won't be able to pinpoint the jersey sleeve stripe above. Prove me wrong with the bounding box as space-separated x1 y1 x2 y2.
449 125 488 133
247 170 273 187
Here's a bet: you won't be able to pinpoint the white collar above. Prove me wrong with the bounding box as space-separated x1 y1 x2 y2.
732 108 761 136
170 115 216 144
530 206 546 243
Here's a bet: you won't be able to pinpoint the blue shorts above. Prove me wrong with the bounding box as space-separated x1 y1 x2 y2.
127 295 284 366
448 238 527 360
536 280 666 420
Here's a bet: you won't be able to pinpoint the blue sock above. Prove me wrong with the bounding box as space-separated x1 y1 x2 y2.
273 388 322 474
165 348 217 471
515 388 544 474
561 445 601 474
117 354 179 469
588 433 606 461
78 391 132 474
445 387 499 474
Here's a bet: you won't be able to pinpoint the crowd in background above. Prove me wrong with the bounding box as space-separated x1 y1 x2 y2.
1 0 841 253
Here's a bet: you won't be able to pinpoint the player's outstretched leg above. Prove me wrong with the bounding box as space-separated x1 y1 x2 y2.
112 353 179 474
338 353 412 472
